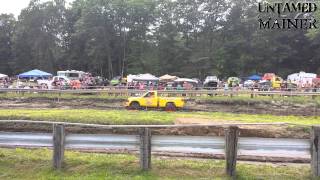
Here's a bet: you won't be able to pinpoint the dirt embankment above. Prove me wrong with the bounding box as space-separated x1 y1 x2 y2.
0 119 310 139
1 96 319 116
187 99 320 116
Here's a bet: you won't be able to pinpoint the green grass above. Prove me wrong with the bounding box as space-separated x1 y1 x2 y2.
0 109 319 125
0 109 173 125
0 148 315 180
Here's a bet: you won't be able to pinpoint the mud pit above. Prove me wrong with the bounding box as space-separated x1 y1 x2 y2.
0 98 124 110
1 97 319 116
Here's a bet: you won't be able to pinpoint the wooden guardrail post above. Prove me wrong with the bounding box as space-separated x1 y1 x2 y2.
139 127 152 170
53 124 65 170
311 126 320 177
225 126 239 177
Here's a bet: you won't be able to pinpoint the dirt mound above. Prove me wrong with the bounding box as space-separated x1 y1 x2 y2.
173 118 309 138
0 117 310 138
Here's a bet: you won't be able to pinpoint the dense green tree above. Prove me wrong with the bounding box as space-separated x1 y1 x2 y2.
13 0 67 74
0 14 15 75
0 0 319 79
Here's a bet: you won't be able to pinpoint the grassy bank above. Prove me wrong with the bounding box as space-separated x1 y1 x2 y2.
0 148 313 180
0 109 319 125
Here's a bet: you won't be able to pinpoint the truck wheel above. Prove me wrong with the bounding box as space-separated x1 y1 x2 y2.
130 102 140 110
165 103 176 111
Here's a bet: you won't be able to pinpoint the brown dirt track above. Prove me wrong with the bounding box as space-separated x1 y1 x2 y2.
0 96 316 138
0 97 319 116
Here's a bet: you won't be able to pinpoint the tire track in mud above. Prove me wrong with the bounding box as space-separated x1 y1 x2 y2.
0 97 319 116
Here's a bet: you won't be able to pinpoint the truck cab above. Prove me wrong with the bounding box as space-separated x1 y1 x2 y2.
125 91 185 111
139 91 158 107
262 73 283 89
271 76 283 89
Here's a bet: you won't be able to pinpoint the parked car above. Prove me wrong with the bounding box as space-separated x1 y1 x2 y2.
227 77 241 87
258 80 272 91
203 76 219 89
37 76 70 89
281 82 298 91
111 76 126 86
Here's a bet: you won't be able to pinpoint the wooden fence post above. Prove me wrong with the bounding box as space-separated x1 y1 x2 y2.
311 126 320 177
139 127 152 170
53 124 65 170
225 126 239 177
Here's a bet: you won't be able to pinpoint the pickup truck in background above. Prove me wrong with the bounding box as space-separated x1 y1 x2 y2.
125 91 185 111
37 76 70 89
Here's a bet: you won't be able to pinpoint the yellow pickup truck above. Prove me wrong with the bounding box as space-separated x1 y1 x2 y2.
125 91 185 111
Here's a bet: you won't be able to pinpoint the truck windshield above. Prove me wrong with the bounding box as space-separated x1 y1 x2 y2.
144 92 155 98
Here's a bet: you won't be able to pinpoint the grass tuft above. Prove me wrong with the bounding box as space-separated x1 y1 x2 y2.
0 148 313 180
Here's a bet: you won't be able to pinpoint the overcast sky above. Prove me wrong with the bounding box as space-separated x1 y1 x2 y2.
0 0 30 16
0 0 74 17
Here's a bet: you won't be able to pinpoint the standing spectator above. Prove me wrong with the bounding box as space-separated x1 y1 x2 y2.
224 82 228 90
176 83 183 90
149 82 154 90
139 82 145 90
158 83 165 90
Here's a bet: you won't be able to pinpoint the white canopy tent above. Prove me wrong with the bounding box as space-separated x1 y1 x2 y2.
0 73 8 79
287 72 316 86
174 78 198 84
126 74 137 83
127 73 159 83
159 74 178 82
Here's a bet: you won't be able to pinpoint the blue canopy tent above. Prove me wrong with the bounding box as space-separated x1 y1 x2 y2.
247 75 261 81
18 69 52 79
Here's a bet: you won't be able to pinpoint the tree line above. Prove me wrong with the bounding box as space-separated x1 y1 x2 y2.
0 0 319 80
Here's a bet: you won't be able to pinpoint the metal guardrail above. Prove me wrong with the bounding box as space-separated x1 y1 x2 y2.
0 120 319 177
0 132 310 159
0 88 320 96
0 120 290 127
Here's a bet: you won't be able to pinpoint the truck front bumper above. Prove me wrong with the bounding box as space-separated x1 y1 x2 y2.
124 101 130 107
